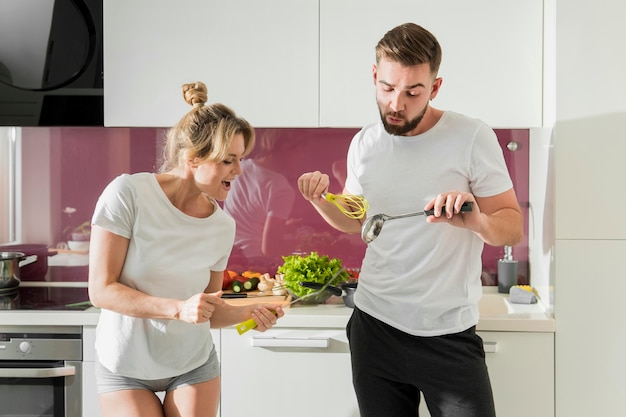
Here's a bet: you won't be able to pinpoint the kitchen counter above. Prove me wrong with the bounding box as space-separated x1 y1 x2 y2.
0 307 101 326
0 287 554 332
269 286 555 332
475 286 555 332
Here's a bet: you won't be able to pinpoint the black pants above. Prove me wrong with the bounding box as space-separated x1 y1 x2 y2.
346 307 496 417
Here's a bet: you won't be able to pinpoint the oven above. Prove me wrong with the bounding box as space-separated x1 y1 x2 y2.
0 325 82 417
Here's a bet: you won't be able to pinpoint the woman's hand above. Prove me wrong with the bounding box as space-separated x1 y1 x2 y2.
177 291 226 324
250 304 285 332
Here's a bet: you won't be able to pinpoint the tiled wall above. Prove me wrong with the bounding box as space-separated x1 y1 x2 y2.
16 126 529 285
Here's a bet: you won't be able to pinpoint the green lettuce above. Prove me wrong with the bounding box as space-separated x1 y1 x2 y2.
277 252 349 299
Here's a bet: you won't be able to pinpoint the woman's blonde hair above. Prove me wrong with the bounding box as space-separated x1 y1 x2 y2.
159 81 255 172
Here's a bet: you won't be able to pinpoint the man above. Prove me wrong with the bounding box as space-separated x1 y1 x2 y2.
297 23 522 417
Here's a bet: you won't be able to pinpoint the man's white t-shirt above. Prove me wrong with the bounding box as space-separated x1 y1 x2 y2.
345 111 513 336
92 173 235 379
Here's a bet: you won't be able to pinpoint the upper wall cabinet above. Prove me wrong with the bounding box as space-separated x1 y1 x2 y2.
103 0 319 127
319 0 544 128
104 0 543 128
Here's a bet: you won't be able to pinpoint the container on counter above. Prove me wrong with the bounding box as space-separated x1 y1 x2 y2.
497 245 518 294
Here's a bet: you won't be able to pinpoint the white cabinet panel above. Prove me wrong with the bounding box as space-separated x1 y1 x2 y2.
555 240 626 417
220 328 359 417
479 331 554 417
104 0 319 127
82 326 102 417
319 0 544 128
555 114 626 239
82 362 102 417
105 1 543 128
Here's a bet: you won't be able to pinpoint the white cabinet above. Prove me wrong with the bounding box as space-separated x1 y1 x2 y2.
554 240 626 417
103 0 319 127
479 331 554 417
418 331 554 417
220 328 359 417
104 0 543 128
555 115 626 240
82 326 102 417
221 326 553 417
82 319 553 417
319 0 544 128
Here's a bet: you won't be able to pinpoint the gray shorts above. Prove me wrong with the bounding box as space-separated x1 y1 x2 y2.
95 347 220 394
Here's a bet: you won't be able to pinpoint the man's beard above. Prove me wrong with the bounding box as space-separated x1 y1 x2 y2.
379 103 428 136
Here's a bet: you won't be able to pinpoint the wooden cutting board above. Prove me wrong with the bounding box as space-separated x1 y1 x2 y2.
222 291 292 307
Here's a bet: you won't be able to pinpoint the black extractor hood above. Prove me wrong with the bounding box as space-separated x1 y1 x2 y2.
0 0 103 126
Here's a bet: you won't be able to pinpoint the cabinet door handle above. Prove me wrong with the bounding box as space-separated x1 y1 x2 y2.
251 337 329 348
0 365 76 378
483 341 498 353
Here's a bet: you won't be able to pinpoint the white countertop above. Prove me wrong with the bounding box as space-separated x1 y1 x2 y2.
0 287 554 332
475 287 555 332
272 286 555 332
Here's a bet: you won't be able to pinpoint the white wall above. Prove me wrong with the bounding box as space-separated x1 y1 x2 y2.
554 0 626 416
0 127 19 242
528 127 554 307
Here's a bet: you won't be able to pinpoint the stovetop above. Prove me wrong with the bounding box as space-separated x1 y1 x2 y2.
0 285 92 311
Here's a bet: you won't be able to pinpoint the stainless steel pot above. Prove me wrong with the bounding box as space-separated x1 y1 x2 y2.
0 251 36 289
0 244 55 281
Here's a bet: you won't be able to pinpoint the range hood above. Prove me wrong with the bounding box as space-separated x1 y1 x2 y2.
0 0 103 126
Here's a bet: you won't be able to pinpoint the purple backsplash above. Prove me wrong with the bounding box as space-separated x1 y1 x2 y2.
20 127 529 285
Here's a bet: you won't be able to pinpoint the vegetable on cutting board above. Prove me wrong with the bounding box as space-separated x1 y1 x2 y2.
231 279 244 293
277 251 349 298
243 277 260 291
223 270 245 290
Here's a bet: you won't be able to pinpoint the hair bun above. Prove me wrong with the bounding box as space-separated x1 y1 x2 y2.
182 81 208 108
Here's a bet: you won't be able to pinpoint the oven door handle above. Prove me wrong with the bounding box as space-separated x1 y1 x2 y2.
0 365 76 378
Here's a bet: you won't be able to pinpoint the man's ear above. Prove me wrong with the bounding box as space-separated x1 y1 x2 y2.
430 77 443 100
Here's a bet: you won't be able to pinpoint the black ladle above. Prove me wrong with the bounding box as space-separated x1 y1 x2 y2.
361 202 473 243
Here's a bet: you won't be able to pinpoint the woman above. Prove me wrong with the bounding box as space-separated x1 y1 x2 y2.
88 81 284 417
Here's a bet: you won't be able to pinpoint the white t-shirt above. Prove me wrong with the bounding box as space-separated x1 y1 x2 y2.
345 111 513 336
91 173 235 379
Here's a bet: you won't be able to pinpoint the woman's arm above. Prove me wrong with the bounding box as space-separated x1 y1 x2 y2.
88 225 225 324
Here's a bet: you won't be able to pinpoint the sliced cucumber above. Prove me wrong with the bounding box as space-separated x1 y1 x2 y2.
243 277 260 291
231 280 244 293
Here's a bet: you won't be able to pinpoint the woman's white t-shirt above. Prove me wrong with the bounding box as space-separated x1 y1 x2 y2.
91 173 235 379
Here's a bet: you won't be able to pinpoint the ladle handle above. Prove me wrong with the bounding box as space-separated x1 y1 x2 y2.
424 201 473 216
391 212 427 219
393 202 473 219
